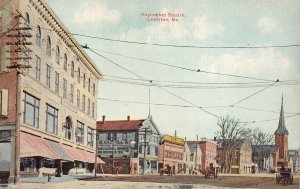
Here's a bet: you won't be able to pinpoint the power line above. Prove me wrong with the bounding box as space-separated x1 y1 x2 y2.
72 33 300 49
87 47 221 119
89 47 276 82
231 81 278 106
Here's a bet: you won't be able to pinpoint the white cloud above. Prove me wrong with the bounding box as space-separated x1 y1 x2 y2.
120 22 190 44
257 17 278 33
73 0 121 25
201 49 290 80
192 17 224 40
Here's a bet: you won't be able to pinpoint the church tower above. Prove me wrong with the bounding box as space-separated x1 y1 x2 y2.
274 96 289 166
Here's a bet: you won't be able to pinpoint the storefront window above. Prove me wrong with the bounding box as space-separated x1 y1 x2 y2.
20 158 37 172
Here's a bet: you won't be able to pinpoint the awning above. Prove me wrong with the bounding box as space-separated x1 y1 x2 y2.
45 140 73 161
62 145 86 162
84 151 104 164
20 132 58 159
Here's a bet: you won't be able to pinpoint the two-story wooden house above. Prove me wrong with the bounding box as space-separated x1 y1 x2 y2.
96 115 160 174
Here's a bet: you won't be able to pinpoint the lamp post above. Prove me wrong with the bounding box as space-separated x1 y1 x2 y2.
129 140 136 174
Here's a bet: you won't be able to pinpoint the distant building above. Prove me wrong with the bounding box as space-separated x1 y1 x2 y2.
288 149 300 172
252 145 278 173
97 116 160 174
217 139 253 174
185 142 202 174
274 96 289 169
187 139 217 171
158 134 185 174
0 0 102 184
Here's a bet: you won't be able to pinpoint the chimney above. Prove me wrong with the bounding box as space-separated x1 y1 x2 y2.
127 115 130 121
102 115 105 123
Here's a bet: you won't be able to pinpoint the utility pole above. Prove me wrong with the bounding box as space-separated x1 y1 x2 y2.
5 11 32 185
94 131 98 177
139 127 152 174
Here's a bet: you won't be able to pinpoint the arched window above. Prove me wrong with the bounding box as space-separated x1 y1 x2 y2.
88 78 91 92
77 68 80 83
65 117 72 140
55 46 60 64
64 54 67 71
46 35 51 56
83 73 86 88
71 61 74 77
25 12 30 34
36 25 41 46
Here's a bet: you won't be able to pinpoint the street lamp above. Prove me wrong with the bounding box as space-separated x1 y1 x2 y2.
129 140 136 174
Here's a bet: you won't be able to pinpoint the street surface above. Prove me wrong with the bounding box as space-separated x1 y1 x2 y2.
1 173 299 189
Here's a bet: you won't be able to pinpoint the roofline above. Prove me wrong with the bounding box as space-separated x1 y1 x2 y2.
32 0 102 78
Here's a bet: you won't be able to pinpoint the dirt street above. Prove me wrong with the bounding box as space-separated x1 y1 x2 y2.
17 174 299 189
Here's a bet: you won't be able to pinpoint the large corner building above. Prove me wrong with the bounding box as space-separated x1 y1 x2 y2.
0 0 103 184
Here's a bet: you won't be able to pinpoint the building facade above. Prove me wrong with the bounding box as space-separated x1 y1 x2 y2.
185 142 202 174
252 145 278 173
97 116 160 175
158 134 185 174
217 139 253 174
288 149 300 172
0 0 102 184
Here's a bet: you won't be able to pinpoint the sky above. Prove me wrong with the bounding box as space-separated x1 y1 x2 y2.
47 0 300 149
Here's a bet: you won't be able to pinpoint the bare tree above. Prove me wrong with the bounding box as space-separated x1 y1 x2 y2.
251 127 274 145
215 115 251 173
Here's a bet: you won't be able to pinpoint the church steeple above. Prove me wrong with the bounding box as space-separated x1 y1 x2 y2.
275 95 289 135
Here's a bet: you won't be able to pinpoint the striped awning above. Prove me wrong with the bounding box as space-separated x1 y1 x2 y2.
85 151 104 164
20 132 58 159
45 140 73 161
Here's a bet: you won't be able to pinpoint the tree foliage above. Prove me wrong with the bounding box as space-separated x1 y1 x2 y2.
251 127 274 145
214 115 251 173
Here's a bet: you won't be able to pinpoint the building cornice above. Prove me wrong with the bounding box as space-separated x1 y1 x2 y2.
28 0 102 79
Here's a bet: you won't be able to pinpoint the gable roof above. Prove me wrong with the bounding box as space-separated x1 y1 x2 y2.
275 95 289 135
216 139 249 149
97 120 145 131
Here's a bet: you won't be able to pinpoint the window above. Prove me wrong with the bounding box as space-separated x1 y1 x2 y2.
23 92 39 127
87 98 90 115
93 83 96 96
36 25 41 47
46 35 51 56
65 116 72 140
82 94 86 112
46 64 51 88
55 46 60 64
63 54 67 71
77 90 80 108
87 127 94 147
155 146 158 156
55 72 59 94
70 84 74 103
71 61 74 77
63 79 67 99
76 121 84 144
46 104 58 134
107 133 111 141
35 56 41 81
83 74 86 88
147 146 150 155
25 12 30 34
122 133 127 141
139 145 143 154
88 78 91 92
77 68 80 83
92 102 95 118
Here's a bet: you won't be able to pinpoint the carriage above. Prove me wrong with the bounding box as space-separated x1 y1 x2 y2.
276 168 293 185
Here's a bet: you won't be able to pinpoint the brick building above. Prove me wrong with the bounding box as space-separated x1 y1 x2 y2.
158 134 185 174
0 0 103 184
187 139 217 171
